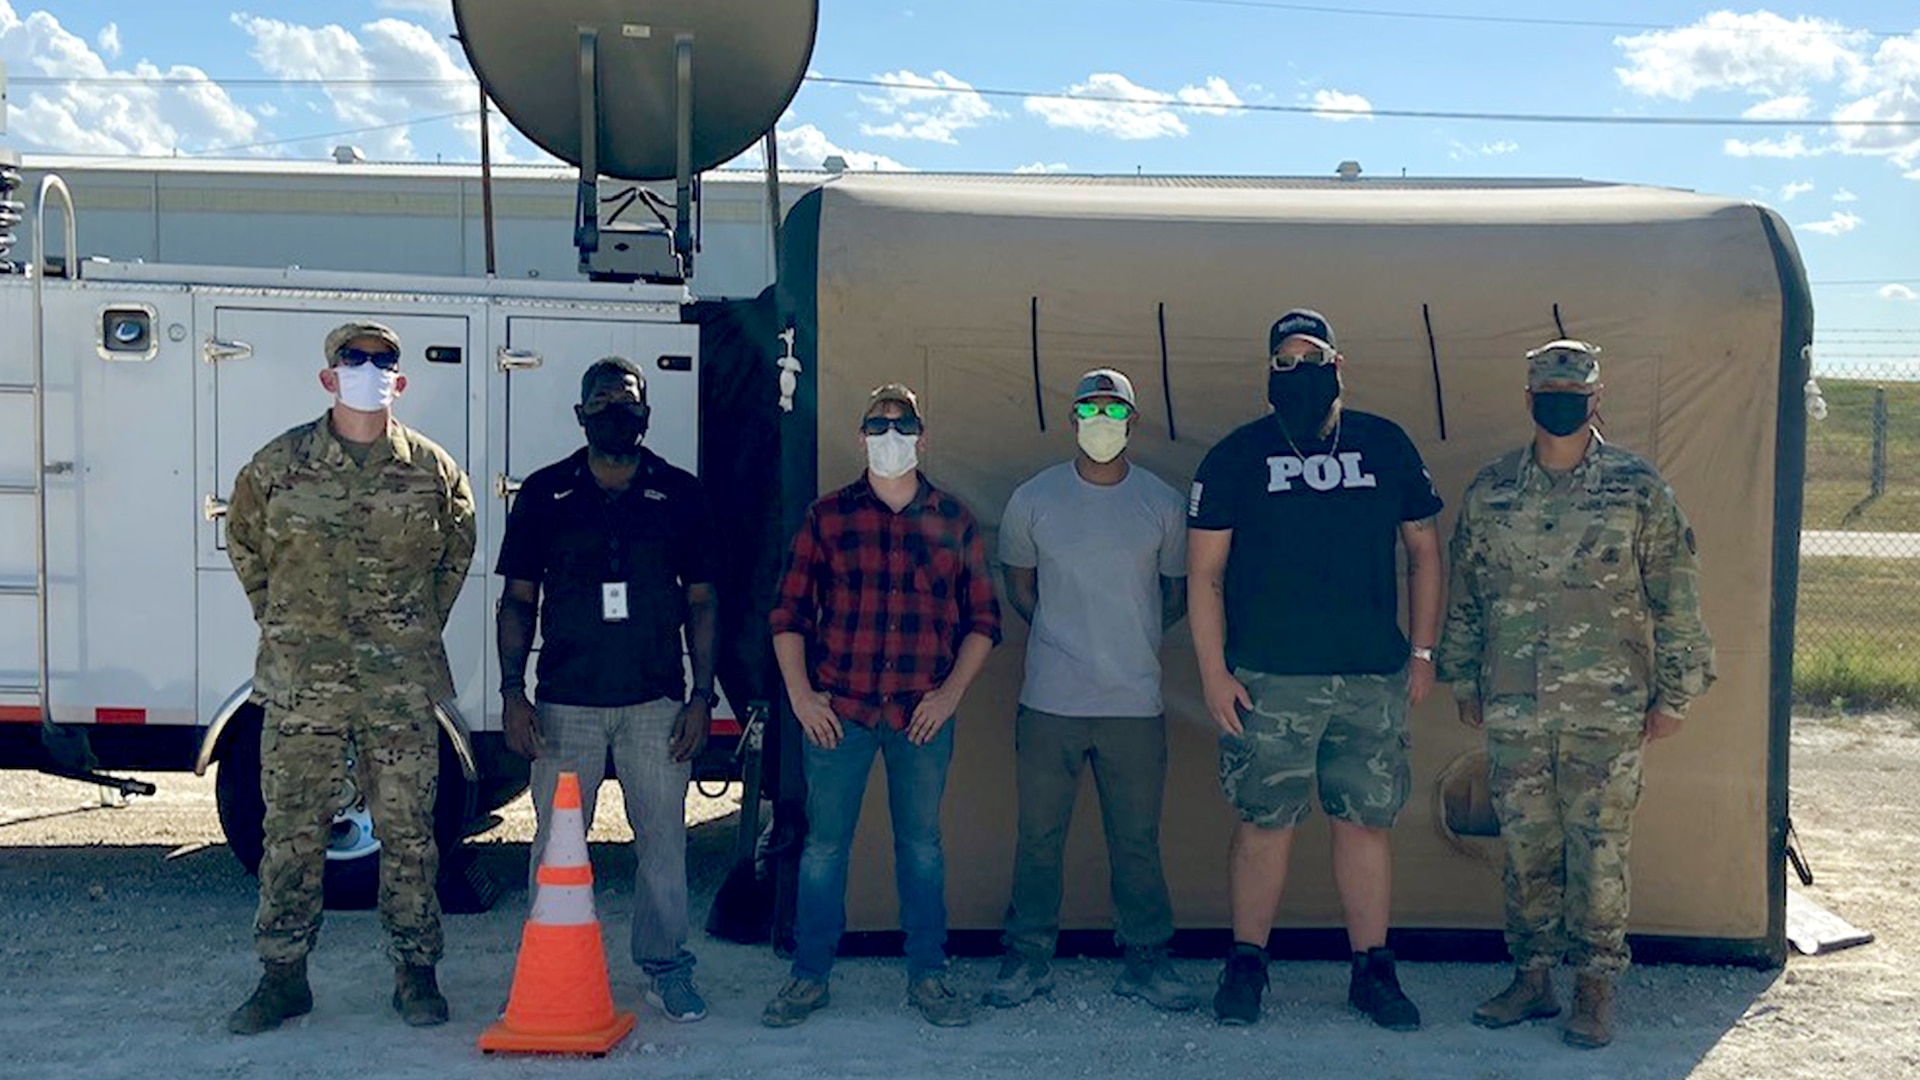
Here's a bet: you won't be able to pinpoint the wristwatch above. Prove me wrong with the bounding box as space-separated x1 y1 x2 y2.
690 686 721 708
1409 646 1435 663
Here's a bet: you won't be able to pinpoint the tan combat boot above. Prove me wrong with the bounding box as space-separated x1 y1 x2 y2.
1471 967 1560 1028
392 963 450 1027
1563 973 1615 1049
227 958 314 1035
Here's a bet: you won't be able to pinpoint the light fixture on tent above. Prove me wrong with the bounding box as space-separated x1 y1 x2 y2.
452 0 818 284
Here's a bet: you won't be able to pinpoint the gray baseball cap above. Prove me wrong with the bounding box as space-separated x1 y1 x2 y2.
1072 368 1136 406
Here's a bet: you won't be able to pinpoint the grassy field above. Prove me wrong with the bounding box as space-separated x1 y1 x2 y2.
1804 377 1920 532
1795 556 1920 710
1794 377 1920 707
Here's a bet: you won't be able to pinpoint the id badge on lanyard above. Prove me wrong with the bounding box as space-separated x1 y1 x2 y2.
602 582 629 622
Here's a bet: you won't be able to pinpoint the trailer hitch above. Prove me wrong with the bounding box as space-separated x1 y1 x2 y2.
35 764 157 799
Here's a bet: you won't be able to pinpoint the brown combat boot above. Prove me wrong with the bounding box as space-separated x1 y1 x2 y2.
1470 967 1560 1029
227 958 314 1035
1563 973 1614 1049
392 963 450 1027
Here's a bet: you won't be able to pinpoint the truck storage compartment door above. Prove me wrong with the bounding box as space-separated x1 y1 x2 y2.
195 304 477 732
487 315 704 721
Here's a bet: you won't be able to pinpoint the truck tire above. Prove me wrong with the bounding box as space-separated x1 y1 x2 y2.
213 709 474 910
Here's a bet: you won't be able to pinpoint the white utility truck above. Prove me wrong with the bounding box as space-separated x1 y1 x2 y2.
0 0 812 904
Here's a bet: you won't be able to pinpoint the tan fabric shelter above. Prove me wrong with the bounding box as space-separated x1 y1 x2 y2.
778 175 1808 962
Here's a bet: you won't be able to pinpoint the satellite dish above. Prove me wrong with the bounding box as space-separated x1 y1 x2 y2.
453 0 818 181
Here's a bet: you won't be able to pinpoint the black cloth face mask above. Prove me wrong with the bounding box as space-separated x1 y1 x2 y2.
1268 365 1340 440
1530 391 1593 437
582 404 649 457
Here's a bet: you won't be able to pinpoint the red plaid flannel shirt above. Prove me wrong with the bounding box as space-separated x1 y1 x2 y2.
770 475 1002 729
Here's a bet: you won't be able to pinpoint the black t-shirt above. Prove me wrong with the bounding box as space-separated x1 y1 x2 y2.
1188 409 1442 676
495 447 716 707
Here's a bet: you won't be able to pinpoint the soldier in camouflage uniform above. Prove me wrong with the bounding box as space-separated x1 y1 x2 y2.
223 321 477 1035
1436 339 1715 1049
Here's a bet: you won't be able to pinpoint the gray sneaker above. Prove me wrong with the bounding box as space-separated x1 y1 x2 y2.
981 951 1055 1008
644 968 708 1023
762 977 830 1028
1114 946 1200 1012
907 974 975 1027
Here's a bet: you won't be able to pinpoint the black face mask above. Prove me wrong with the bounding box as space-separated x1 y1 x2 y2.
1531 391 1593 437
1268 365 1340 440
582 405 649 457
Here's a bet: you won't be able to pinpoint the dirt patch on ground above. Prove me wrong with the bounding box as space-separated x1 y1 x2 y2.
0 714 1914 1079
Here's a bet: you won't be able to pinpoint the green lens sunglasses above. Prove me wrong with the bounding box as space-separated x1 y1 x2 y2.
1073 401 1134 421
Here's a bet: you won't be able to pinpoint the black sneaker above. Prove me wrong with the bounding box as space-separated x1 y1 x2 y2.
1349 947 1421 1031
1213 943 1269 1026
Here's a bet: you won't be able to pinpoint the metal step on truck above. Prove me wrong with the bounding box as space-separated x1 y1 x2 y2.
0 0 812 906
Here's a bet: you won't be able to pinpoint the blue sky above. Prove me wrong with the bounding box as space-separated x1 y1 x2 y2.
2 0 1917 365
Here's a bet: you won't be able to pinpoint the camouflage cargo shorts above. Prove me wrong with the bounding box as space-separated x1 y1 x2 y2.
1218 667 1410 830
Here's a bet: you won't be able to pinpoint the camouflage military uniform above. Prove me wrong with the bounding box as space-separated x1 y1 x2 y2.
226 412 476 966
1436 436 1714 977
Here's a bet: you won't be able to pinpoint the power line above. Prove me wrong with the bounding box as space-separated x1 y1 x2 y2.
15 72 1920 128
809 75 1919 128
198 111 471 155
11 76 473 88
1157 0 1908 39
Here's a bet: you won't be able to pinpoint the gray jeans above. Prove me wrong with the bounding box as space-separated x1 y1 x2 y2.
1003 706 1176 956
528 697 693 975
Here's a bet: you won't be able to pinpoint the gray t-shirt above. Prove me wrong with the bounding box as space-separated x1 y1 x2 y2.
999 461 1188 717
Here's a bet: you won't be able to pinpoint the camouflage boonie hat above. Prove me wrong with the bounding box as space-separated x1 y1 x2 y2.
323 321 402 364
1526 339 1601 390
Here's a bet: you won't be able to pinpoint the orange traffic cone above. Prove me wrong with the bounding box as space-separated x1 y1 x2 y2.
479 771 637 1055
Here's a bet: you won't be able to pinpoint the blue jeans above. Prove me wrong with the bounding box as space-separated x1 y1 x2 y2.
790 717 955 982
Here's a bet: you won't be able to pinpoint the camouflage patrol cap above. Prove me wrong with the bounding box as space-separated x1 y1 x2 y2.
1526 339 1602 390
864 382 921 420
323 321 402 364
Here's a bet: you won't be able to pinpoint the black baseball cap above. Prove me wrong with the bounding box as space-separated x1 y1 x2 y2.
1268 308 1336 357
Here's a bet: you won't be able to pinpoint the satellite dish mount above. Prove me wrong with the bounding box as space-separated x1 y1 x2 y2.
573 26 695 284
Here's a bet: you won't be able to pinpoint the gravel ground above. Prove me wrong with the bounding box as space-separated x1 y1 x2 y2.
0 714 1915 1080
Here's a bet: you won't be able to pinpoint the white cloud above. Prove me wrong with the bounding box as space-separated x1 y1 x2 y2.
95 20 118 60
858 69 997 145
374 0 453 19
1826 34 1920 167
1799 210 1863 236
1025 73 1189 140
1023 73 1246 140
1617 17 1920 174
1834 187 1859 201
1310 89 1373 122
1449 138 1519 159
1176 76 1244 116
1614 12 1867 100
1014 161 1070 174
1723 133 1818 158
1743 95 1813 119
1880 283 1919 301
777 123 908 171
235 13 514 162
0 2 261 155
1780 180 1815 200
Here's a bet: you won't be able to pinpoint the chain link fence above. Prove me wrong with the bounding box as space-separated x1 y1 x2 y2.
1797 356 1920 709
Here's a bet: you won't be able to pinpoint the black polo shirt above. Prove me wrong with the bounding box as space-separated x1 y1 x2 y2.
496 447 716 707
1188 409 1442 676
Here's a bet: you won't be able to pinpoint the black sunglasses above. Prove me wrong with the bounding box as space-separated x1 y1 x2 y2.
336 346 401 371
861 415 923 436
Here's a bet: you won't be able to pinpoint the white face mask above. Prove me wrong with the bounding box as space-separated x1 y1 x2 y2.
1076 415 1130 463
865 431 919 479
335 363 398 412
